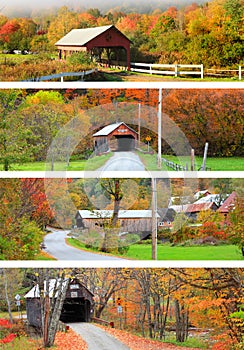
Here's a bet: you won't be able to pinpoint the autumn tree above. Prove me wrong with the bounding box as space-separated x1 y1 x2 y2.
0 179 45 259
0 90 36 171
34 268 71 348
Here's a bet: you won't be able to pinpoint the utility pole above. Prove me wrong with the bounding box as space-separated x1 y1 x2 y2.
158 88 162 169
138 102 141 148
152 178 157 260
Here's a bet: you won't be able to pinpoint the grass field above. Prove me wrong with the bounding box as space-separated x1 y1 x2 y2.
1 152 242 171
138 152 244 171
67 238 243 260
2 153 113 171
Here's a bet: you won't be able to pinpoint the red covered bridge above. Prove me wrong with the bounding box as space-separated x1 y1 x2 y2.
93 122 138 153
55 25 131 70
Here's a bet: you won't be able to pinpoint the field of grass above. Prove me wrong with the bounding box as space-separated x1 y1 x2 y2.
6 152 242 171
2 153 113 171
126 243 243 260
138 152 244 171
67 238 243 260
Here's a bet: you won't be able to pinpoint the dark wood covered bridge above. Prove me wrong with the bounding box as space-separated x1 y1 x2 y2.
24 278 94 325
55 25 131 70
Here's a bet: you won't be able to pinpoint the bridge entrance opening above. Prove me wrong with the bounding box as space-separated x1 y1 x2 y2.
113 135 135 151
60 298 91 322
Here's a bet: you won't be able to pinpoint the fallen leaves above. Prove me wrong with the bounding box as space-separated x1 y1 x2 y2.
96 325 202 350
54 329 88 350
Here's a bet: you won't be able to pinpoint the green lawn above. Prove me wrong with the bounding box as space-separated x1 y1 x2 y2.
67 238 243 260
126 243 243 260
2 153 113 171
1 152 243 171
138 152 244 171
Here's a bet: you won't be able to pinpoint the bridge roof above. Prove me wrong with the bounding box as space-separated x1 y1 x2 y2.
93 122 137 137
77 209 159 219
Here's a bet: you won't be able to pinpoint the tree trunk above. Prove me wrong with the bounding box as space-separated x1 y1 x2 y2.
3 269 13 323
174 299 189 342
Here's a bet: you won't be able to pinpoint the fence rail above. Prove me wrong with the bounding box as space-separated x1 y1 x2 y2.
130 62 243 80
131 62 204 79
24 68 96 82
162 157 187 171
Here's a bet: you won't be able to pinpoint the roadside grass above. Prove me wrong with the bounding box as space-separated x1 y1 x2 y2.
163 335 209 349
1 153 113 171
67 238 243 260
34 251 55 260
138 152 244 171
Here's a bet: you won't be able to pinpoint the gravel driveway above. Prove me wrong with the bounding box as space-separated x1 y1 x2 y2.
68 323 130 350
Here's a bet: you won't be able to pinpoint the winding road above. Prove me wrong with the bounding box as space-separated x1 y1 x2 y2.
43 228 124 260
99 151 145 171
68 323 130 350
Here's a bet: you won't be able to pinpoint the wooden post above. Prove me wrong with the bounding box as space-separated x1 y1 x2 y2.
175 64 178 77
158 88 162 169
152 178 157 260
201 64 204 79
201 142 209 171
138 103 141 148
239 66 242 81
191 149 195 171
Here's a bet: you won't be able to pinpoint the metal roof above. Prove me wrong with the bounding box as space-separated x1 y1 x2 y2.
93 122 137 137
218 192 237 213
194 194 221 204
55 25 113 46
77 209 159 219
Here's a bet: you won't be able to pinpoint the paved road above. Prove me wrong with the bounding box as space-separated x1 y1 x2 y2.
68 323 130 350
99 151 145 171
43 228 123 260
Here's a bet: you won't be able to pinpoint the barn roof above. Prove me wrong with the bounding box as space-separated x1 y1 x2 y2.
55 25 131 47
185 202 217 213
77 209 159 219
93 122 137 137
194 194 222 204
218 192 237 213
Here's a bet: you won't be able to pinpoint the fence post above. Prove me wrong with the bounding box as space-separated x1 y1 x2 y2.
60 74 64 83
150 64 152 75
201 64 204 79
239 66 242 81
174 64 178 77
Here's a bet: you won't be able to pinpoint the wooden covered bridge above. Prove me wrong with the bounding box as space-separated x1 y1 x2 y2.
55 25 131 70
25 278 94 325
93 122 138 153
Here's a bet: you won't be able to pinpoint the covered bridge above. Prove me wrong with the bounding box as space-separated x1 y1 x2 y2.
93 122 138 153
25 278 94 326
75 209 159 234
55 25 131 70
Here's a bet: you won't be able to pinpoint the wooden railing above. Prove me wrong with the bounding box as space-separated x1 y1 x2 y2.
91 317 114 328
24 68 96 82
130 63 243 80
130 63 204 79
162 157 188 171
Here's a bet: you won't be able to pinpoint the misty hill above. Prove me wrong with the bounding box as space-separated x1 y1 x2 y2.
1 0 207 17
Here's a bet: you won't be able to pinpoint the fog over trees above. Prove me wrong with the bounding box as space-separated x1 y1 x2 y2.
1 0 206 17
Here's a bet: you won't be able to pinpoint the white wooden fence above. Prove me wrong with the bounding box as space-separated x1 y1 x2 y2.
24 68 96 82
130 63 243 80
131 63 204 79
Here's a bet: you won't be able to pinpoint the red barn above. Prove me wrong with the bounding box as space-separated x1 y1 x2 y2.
55 25 131 70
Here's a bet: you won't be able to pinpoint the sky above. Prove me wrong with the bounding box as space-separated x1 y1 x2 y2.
0 0 205 16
